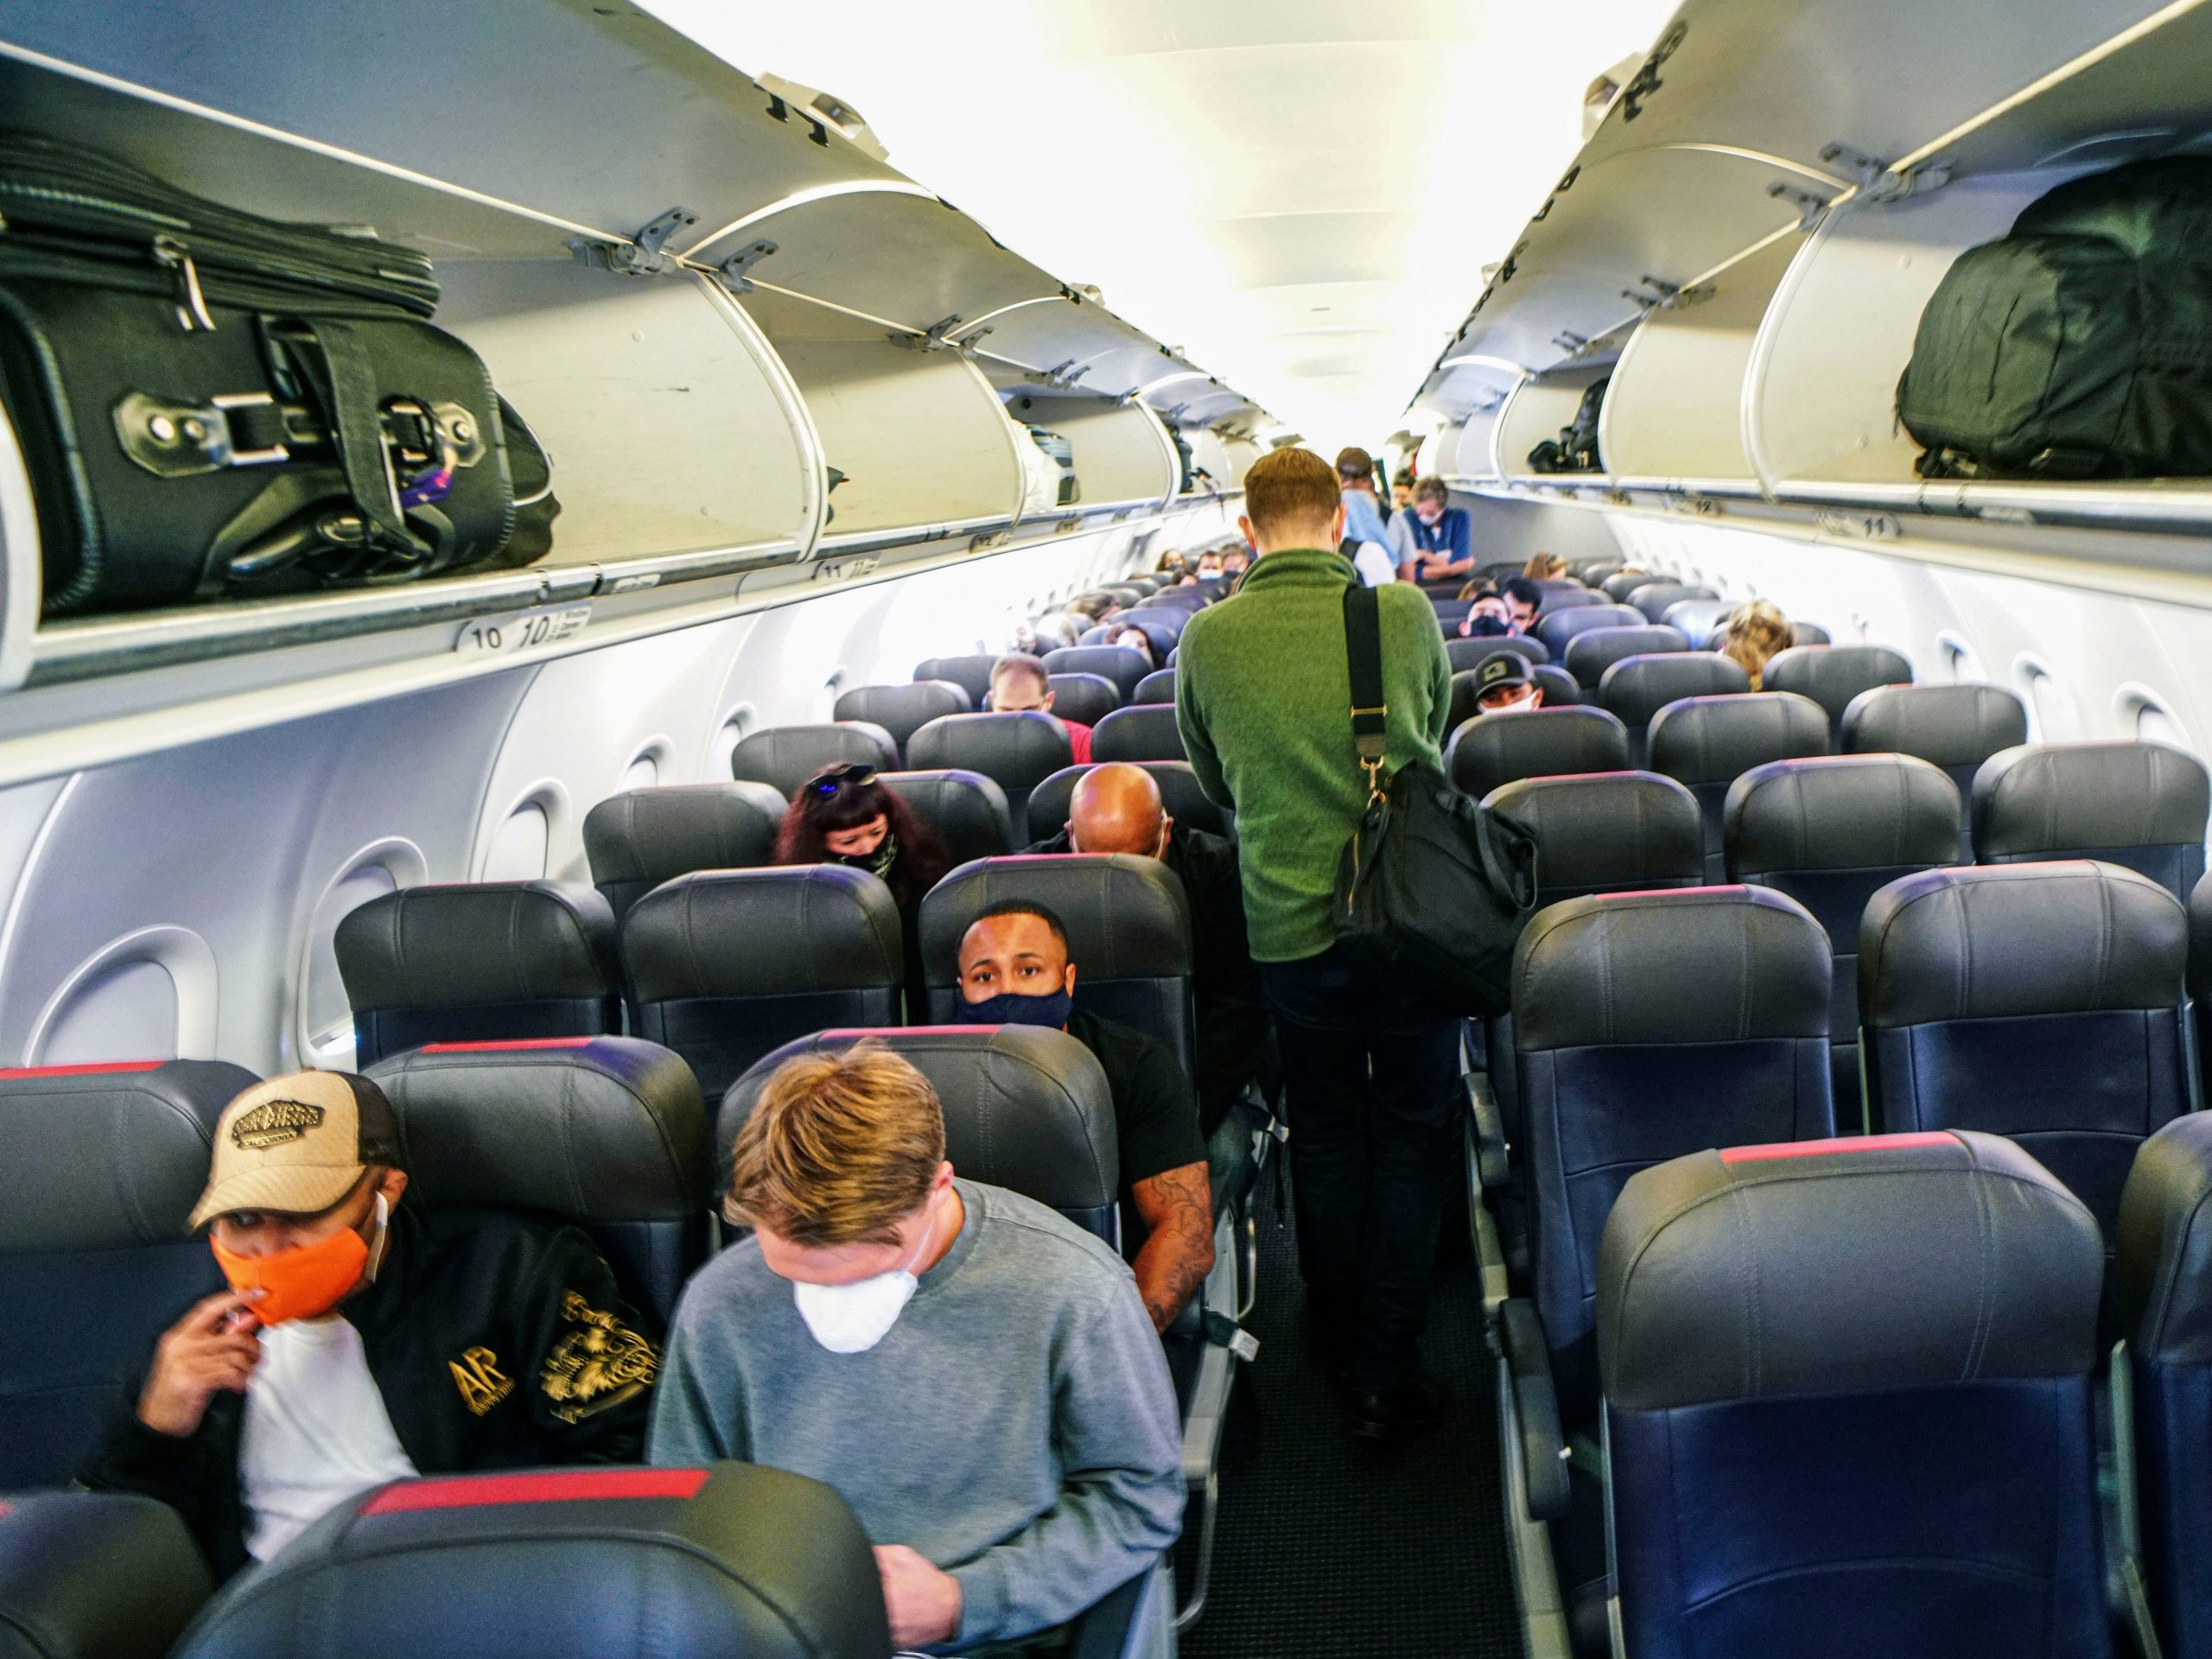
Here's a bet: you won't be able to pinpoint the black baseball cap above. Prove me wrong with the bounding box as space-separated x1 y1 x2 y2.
1475 652 1534 695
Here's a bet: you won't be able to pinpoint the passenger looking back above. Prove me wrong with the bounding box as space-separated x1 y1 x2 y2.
957 901 1214 1333
650 1045 1181 1652
1391 478 1473 586
80 1070 657 1578
1471 652 1543 714
1496 575 1542 636
992 652 1093 765
1720 599 1794 689
776 764 949 986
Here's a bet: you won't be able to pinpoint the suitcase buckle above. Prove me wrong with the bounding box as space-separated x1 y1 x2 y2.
114 390 301 478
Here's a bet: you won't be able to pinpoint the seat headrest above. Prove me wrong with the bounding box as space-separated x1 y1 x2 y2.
582 783 788 907
2119 1112 2212 1365
621 867 902 1003
1599 1132 2103 1411
1627 582 1712 622
727 723 899 799
1761 643 1914 721
0 1060 254 1251
912 655 997 707
1531 664 1583 708
365 1037 710 1224
880 769 1012 866
1479 772 1702 891
907 713 1076 793
1598 652 1750 728
334 883 618 1012
1132 668 1178 705
1841 682 2027 767
720 1026 1118 1210
1725 754 1961 878
1040 645 1149 694
1535 604 1643 652
1661 597 1732 643
1092 704 1185 763
1046 672 1121 729
2191 871 2212 1000
1026 761 1228 842
1859 861 2186 1027
832 680 973 747
1446 706 1630 799
1973 741 2211 859
918 854 1192 988
0 1491 213 1659
1445 634 1549 673
174 1463 889 1659
1645 692 1830 785
1514 886 1833 1052
1564 626 1690 688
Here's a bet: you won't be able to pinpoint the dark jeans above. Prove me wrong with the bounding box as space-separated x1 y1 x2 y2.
1260 945 1463 1394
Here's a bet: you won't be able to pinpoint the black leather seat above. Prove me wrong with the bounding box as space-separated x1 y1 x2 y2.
2191 872 2212 1115
1600 1133 2107 1659
0 1060 256 1486
1626 582 1715 623
1562 626 1688 691
1761 643 1914 741
365 1036 712 1325
1646 692 1831 880
1047 672 1121 730
1041 645 1150 704
1860 861 2189 1235
728 722 899 799
907 712 1076 828
1132 668 1178 705
1531 663 1584 708
1027 761 1230 843
1534 603 1643 659
582 783 789 922
912 653 998 709
1974 741 2210 901
1726 754 1961 1114
171 1461 890 1658
1445 706 1629 800
833 680 972 761
1600 571 1658 602
1597 652 1750 766
1445 634 1549 673
1572 558 1623 586
620 867 902 1103
1092 704 1187 763
1430 599 1474 632
1661 596 1731 645
880 768 1013 867
1534 584 1600 616
335 883 621 1068
0 1491 212 1659
1841 682 2027 857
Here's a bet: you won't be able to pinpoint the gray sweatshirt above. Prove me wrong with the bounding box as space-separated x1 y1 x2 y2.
648 1179 1183 1647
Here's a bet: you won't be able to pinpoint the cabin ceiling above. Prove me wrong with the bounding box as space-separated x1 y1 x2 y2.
639 0 1678 453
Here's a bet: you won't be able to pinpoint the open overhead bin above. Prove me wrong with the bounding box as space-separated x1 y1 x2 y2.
995 389 1181 523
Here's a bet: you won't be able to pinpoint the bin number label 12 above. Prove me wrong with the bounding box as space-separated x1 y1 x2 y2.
455 603 592 658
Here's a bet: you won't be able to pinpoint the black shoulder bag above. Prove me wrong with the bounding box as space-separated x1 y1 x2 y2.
1332 582 1539 1015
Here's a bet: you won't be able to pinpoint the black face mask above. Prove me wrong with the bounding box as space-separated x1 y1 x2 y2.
835 824 898 880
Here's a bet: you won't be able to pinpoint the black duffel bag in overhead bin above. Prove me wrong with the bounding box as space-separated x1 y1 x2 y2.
1897 156 2212 481
0 132 557 616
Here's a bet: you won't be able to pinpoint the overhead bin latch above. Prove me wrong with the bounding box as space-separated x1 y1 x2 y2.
717 238 779 294
1767 181 1839 232
567 206 701 277
1818 143 1955 205
897 315 990 353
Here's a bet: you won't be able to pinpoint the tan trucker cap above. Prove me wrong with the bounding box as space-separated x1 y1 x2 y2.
187 1071 402 1230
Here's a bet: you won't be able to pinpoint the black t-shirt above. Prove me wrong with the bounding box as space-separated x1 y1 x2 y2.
1063 1007 1207 1202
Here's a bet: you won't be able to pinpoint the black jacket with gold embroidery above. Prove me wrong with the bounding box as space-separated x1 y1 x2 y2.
78 1206 658 1579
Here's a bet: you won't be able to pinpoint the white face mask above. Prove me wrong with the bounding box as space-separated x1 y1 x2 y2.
790 1198 939 1355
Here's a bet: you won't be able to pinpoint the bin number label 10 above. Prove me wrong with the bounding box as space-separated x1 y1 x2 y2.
454 603 592 658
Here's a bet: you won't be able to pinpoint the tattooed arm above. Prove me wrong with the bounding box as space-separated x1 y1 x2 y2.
1129 1161 1216 1333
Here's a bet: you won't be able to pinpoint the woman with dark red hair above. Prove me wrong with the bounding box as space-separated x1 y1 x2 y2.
773 764 950 915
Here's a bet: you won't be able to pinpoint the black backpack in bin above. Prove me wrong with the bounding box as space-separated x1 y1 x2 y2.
1527 378 1608 474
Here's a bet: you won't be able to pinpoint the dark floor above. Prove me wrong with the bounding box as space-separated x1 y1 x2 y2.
1179 1166 1522 1658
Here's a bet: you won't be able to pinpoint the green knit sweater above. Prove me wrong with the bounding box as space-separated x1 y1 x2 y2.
1175 548 1452 963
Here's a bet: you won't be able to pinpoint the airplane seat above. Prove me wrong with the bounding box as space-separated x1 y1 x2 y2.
1599 1133 2108 1659
1561 625 1688 691
1078 624 1115 647
1645 692 1832 880
1860 861 2189 1236
1042 645 1151 704
880 768 1014 867
1445 705 1629 800
1534 584 1600 616
727 721 900 799
1841 682 2029 860
1132 667 1178 704
582 782 789 923
1725 753 1961 1116
620 866 902 1104
364 1035 711 1326
832 679 973 762
1047 671 1122 731
0 1490 213 1659
912 652 999 709
1531 663 1585 708
1760 643 1914 743
334 882 621 1069
1661 595 1731 645
1476 561 1525 585
1116 605 1190 642
0 1059 257 1486
1569 557 1622 585
170 1462 892 1659
1027 761 1230 844
1093 704 1188 764
2192 871 2212 1112
907 712 1077 829
1600 572 1662 603
1445 634 1550 674
1973 741 2210 901
1533 603 1643 659
1596 652 1750 766
1625 581 1715 624
1430 598 1475 632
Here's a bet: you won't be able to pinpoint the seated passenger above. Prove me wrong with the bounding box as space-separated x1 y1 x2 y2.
1522 551 1567 581
1499 575 1542 635
1195 549 1224 579
1108 625 1157 669
957 901 1215 1332
80 1071 656 1578
777 763 949 914
1721 598 1794 689
1459 590 1514 639
991 652 1093 765
1220 545 1249 581
1027 764 1268 1143
1471 652 1543 715
1392 478 1474 585
651 1045 1181 1652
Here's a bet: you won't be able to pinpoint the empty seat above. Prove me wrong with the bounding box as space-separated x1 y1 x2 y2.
1600 1133 2107 1659
1726 754 1961 1111
728 721 899 799
1563 625 1688 691
1661 595 1731 643
1534 603 1643 658
1626 581 1715 623
1480 772 1704 906
1027 761 1230 843
906 711 1075 827
832 680 972 761
1600 571 1660 602
2192 872 2212 1112
1430 598 1474 632
1843 683 2028 859
173 1462 890 1659
1093 703 1187 763
1974 741 2210 900
1477 561 1525 585
1860 861 2189 1234
0 1059 256 1486
1535 584 1601 615
1046 671 1121 730
582 782 789 922
365 1035 712 1324
1041 645 1150 704
1132 667 1178 704
1647 692 1831 880
335 882 621 1068
1445 634 1549 674
1598 652 1751 765
1446 705 1629 800
880 768 1013 867
1570 557 1622 585
1531 664 1583 708
1762 643 1913 740
1791 620 1833 646
620 866 902 1103
0 1491 212 1659
912 653 998 709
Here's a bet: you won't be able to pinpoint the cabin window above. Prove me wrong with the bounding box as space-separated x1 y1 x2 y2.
484 802 550 882
29 925 218 1067
295 841 427 1071
1937 632 1978 683
2016 658 2077 741
714 705 760 779
620 753 660 793
2121 687 2192 754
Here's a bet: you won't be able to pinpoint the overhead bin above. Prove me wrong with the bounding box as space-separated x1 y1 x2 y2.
1494 365 1616 486
997 391 1180 521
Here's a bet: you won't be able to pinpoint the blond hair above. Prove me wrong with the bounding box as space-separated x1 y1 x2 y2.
726 1043 945 1246
1522 552 1567 581
1721 600 1796 690
1244 447 1343 541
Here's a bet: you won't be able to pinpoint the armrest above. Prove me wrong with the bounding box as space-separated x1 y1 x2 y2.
1501 1298 1572 1522
1466 1069 1511 1193
1066 1563 1160 1659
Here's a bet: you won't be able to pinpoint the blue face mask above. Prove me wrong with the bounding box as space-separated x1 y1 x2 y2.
963 988 1073 1029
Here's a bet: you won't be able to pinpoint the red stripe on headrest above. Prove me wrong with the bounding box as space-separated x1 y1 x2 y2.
418 1038 596 1053
1722 1132 1955 1164
0 1501 12 1522
359 1468 709 1515
821 1026 1002 1039
0 1060 165 1078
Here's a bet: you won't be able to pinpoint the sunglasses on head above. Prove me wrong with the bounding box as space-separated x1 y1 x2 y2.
809 764 878 798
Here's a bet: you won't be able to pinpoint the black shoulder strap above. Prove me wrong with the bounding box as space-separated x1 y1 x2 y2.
1342 582 1388 785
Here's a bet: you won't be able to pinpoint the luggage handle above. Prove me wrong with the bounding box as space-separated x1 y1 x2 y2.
273 316 435 568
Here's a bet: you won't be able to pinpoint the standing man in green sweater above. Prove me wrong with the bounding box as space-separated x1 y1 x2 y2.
1174 446 1459 1441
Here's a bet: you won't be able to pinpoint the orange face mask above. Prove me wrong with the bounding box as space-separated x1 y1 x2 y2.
210 1195 380 1325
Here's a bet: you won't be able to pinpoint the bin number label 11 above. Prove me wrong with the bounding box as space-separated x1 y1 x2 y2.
454 603 592 658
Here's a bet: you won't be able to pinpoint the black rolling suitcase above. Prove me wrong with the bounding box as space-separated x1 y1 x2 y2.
0 132 557 617
1526 377 1608 474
